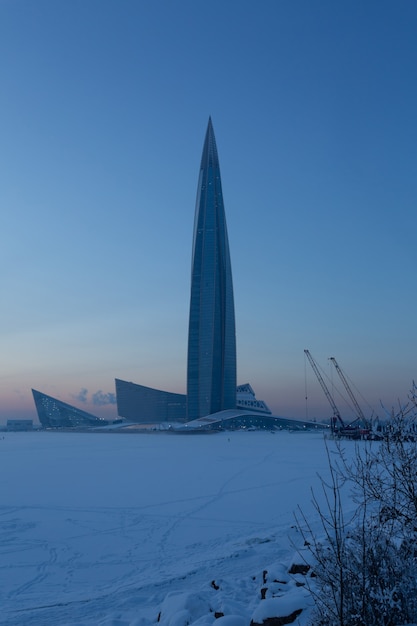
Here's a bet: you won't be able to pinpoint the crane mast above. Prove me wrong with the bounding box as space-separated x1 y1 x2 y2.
304 349 344 429
329 357 367 426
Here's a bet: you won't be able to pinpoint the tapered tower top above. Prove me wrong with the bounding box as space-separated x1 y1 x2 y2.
200 117 220 170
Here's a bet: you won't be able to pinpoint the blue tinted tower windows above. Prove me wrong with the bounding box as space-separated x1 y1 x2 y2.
187 118 237 420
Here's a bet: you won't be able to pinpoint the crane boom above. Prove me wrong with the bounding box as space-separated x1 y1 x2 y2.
329 357 366 425
304 350 344 427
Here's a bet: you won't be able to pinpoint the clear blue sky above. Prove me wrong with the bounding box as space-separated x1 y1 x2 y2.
1 0 416 424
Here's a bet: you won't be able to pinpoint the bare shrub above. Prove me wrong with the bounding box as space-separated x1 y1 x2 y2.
296 385 417 625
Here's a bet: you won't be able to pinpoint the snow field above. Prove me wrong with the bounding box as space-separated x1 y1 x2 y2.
0 430 354 625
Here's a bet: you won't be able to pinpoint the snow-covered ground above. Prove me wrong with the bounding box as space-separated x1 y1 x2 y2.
0 430 356 625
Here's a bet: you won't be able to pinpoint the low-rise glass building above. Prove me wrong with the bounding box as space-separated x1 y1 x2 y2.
32 389 111 429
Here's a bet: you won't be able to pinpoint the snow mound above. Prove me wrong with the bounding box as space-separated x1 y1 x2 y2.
159 592 211 626
251 589 311 624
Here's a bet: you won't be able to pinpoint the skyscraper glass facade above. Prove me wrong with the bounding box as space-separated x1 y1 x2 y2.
187 118 237 420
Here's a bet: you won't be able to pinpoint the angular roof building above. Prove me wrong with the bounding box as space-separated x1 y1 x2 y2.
115 379 187 424
32 389 111 429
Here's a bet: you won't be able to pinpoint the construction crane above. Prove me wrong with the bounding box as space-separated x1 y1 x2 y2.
304 349 344 432
304 349 365 437
329 357 369 428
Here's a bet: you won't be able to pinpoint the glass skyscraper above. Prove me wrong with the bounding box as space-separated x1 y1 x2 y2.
32 119 320 431
186 118 237 420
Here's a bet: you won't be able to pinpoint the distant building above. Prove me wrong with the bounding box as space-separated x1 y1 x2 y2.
32 390 111 429
6 419 33 431
115 380 272 425
235 384 271 414
115 379 187 424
